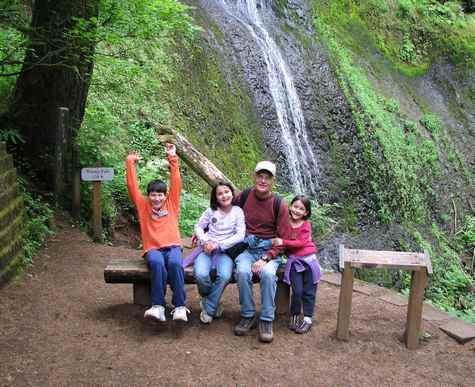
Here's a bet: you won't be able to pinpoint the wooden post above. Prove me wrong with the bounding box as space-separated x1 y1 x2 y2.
336 261 354 340
133 283 151 306
405 268 428 349
54 107 69 205
92 161 102 242
276 281 290 316
72 168 81 220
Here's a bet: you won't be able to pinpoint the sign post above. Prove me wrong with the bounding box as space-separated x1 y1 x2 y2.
81 165 114 242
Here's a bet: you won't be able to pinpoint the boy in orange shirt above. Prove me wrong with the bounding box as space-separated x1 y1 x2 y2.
126 143 188 322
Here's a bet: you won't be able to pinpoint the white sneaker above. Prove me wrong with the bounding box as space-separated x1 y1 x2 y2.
199 300 213 324
171 306 190 322
215 303 224 318
144 305 166 322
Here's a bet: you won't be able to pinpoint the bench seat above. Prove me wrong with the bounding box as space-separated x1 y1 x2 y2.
104 259 290 314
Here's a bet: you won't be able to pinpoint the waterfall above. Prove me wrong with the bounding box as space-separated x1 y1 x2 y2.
219 0 319 195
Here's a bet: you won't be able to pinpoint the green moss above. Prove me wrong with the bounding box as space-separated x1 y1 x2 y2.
312 0 475 76
159 35 263 188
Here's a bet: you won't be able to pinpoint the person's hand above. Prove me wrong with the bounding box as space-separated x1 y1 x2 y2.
127 152 141 163
251 258 267 275
271 238 283 246
203 241 218 254
191 234 198 248
166 143 176 156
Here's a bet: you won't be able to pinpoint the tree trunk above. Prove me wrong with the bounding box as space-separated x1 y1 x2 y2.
9 0 99 188
156 127 236 190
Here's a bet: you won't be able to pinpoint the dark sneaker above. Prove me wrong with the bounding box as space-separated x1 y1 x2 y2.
258 320 274 343
295 319 312 334
234 316 257 336
288 315 299 331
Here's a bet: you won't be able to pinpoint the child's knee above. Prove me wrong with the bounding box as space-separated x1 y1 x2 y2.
147 253 165 268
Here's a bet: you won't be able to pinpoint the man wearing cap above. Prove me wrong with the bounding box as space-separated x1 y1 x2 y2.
233 161 290 342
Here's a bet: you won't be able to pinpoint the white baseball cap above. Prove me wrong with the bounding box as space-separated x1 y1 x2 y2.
255 161 276 176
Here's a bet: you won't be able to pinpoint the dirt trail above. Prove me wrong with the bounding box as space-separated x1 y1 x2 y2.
1 216 474 386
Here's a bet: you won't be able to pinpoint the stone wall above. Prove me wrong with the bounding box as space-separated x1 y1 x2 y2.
0 142 24 286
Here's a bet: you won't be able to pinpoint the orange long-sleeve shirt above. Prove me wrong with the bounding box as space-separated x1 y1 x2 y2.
126 154 182 256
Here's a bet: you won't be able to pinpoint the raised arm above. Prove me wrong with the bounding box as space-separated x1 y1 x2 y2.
126 153 145 206
166 143 182 213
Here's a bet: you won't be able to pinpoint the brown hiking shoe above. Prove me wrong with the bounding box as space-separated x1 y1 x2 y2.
258 320 273 343
234 315 257 336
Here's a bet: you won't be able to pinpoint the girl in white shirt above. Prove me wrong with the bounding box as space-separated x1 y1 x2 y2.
194 181 245 323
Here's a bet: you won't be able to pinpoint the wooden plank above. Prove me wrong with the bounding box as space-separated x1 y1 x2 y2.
104 259 286 285
344 249 428 270
104 260 196 283
423 249 433 274
339 244 345 271
336 261 354 341
405 269 428 349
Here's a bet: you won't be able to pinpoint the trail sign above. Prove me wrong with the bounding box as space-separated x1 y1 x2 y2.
80 165 114 243
81 167 114 182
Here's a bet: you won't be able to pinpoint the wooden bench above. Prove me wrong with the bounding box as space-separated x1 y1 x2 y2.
104 259 290 315
336 244 432 349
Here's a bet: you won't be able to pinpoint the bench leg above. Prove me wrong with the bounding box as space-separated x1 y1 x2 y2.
336 263 354 341
405 269 427 349
133 283 151 306
275 281 290 316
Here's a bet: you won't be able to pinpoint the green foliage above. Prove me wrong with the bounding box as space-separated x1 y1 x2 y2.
411 225 475 323
313 0 475 322
313 0 475 74
179 192 208 237
312 18 437 223
20 182 55 266
281 192 340 241
421 113 443 136
456 215 475 254
0 128 23 144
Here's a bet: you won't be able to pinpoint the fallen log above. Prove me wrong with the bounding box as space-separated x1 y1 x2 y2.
156 127 236 190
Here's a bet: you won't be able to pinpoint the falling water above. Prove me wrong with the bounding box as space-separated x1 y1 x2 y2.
219 0 319 194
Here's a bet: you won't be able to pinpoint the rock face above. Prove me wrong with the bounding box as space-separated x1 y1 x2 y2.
189 0 474 269
0 142 24 286
195 0 358 199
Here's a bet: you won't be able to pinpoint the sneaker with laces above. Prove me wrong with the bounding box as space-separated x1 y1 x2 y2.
288 315 299 331
294 318 312 334
234 315 257 336
215 303 224 318
258 320 274 343
199 300 213 324
171 306 190 322
144 305 166 322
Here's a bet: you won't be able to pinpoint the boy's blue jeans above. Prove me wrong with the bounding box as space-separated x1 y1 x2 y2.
194 252 234 316
145 246 186 307
235 246 282 322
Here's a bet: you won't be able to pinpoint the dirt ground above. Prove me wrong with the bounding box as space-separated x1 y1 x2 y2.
1 217 474 386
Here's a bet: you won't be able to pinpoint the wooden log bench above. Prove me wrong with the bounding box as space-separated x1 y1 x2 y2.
104 259 290 315
336 244 432 350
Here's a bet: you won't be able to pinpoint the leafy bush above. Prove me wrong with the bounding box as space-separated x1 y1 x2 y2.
20 183 55 265
457 215 475 254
